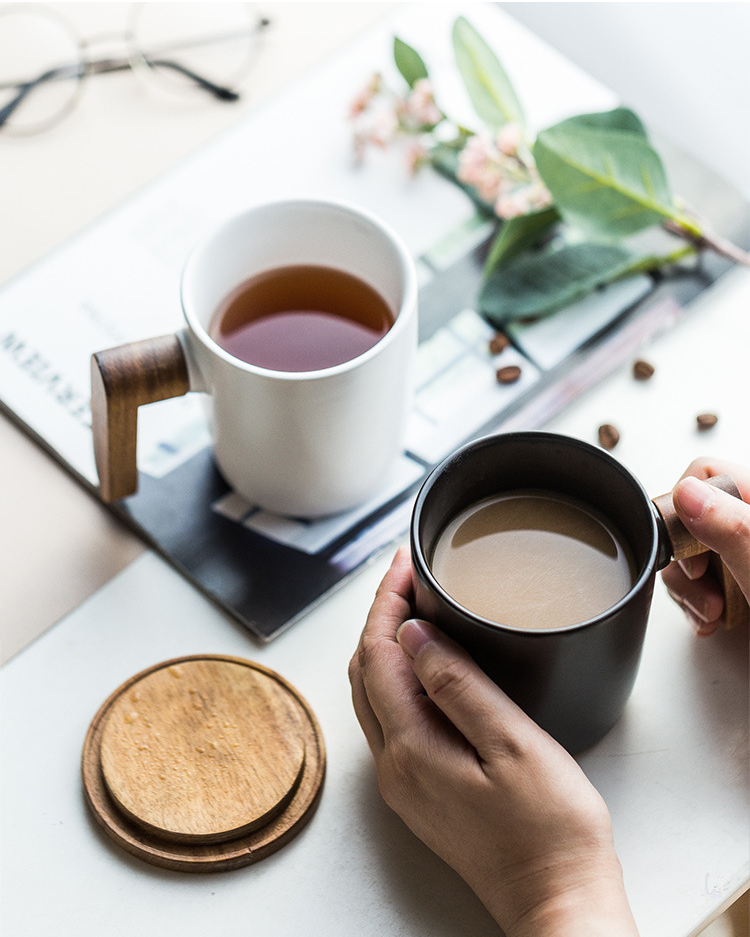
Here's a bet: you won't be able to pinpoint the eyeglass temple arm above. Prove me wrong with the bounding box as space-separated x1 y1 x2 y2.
0 63 81 128
0 55 241 129
138 58 240 101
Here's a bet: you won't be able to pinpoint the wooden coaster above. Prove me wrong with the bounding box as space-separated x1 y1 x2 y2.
82 655 325 872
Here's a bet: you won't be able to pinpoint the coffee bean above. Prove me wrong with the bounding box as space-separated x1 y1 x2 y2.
633 359 655 381
696 413 718 431
489 332 510 356
598 423 620 450
496 365 522 385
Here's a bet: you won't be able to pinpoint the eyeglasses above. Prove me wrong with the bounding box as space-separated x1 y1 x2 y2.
0 3 271 136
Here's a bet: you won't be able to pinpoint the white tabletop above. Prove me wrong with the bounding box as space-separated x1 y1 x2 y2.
1 4 748 936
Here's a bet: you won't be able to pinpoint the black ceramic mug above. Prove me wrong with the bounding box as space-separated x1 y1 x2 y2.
410 431 746 753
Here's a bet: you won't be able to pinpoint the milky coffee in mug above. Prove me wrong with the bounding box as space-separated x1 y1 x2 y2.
410 431 661 753
430 489 636 631
412 431 747 752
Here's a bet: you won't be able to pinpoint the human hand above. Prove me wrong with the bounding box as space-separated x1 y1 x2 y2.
661 458 750 635
349 547 639 937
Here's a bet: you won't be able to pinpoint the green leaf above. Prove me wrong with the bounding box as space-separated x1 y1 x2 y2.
533 113 680 239
559 107 648 138
452 16 524 131
479 241 639 324
393 36 429 88
484 206 560 274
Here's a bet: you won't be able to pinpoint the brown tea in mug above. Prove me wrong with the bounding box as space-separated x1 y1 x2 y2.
430 490 636 630
209 264 394 372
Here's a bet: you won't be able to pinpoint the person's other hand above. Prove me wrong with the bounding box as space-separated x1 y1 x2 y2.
349 547 639 937
661 458 750 635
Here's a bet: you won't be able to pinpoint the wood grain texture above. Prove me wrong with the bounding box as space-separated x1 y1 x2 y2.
91 334 189 502
82 655 326 871
99 659 306 843
707 552 749 630
653 473 748 629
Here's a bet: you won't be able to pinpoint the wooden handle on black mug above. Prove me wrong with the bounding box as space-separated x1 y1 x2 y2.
652 474 749 629
90 335 190 502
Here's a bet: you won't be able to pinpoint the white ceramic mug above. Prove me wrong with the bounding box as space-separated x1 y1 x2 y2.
90 199 418 517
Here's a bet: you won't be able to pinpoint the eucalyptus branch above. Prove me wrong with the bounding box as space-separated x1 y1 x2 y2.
349 19 750 323
663 219 750 267
618 243 698 279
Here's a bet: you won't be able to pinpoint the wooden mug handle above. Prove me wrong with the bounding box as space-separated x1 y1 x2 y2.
91 335 190 502
652 474 749 629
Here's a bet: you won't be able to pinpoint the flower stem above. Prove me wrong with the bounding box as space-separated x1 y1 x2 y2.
617 243 698 280
663 219 750 266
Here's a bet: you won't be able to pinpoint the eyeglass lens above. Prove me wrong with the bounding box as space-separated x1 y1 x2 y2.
0 6 83 135
131 3 265 98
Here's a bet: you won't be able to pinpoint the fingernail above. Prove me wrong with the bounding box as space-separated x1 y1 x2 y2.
692 617 721 637
396 619 435 659
667 589 708 626
682 597 709 624
678 597 723 635
393 544 410 565
674 476 712 521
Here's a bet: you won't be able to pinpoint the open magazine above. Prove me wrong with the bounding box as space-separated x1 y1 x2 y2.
1 3 746 640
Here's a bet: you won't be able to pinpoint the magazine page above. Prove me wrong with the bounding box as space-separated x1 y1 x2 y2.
0 3 745 640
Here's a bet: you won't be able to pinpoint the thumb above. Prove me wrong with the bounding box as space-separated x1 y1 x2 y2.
673 476 750 602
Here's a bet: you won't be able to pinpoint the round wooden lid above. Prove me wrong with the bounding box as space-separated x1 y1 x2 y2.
82 655 325 872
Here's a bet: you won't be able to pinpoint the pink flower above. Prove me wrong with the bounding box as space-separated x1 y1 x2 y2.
496 122 522 157
494 191 528 219
348 72 382 119
405 140 429 175
494 181 553 219
404 79 443 128
368 108 399 148
457 134 504 203
457 131 553 219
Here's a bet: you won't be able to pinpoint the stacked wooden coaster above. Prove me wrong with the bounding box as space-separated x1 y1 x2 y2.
82 655 325 871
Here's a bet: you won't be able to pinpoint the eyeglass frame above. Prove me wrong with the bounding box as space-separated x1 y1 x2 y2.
0 2 271 136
